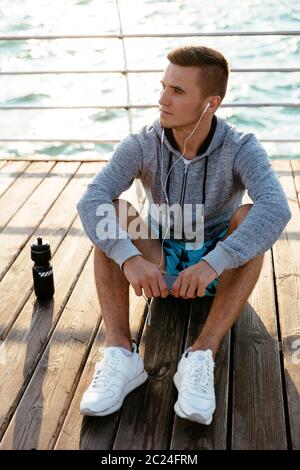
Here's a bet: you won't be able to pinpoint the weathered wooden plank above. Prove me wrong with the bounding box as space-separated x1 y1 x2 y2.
0 161 30 198
0 161 55 230
232 250 287 449
0 215 92 440
271 160 300 449
0 162 103 338
54 287 146 450
170 297 230 450
0 253 100 450
0 162 80 281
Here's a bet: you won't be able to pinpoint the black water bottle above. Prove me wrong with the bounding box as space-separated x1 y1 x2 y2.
31 237 55 301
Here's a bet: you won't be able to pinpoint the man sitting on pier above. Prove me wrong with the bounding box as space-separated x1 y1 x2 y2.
77 45 291 425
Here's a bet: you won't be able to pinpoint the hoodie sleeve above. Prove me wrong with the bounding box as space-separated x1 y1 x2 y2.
202 134 292 277
77 134 144 268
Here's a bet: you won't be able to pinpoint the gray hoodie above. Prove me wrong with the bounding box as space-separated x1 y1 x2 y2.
77 115 291 277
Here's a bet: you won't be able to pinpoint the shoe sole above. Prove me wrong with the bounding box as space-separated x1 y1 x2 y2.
80 370 148 417
173 372 213 425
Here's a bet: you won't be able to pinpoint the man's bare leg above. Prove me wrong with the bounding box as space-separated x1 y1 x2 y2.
192 204 264 358
94 198 164 352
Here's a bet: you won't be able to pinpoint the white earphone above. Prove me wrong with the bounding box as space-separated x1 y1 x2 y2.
157 101 212 268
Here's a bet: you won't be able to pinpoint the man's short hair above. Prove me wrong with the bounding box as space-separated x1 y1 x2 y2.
167 45 230 101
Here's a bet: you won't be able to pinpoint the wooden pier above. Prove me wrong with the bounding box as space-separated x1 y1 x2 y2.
0 158 299 450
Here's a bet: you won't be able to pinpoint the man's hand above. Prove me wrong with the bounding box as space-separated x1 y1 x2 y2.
172 260 218 299
123 256 169 298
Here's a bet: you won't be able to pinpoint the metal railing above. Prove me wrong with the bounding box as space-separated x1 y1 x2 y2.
1 30 299 39
0 103 299 110
0 138 298 144
0 1 299 158
1 67 300 75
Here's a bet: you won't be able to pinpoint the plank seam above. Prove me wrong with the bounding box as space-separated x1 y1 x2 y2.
270 245 292 449
226 326 234 450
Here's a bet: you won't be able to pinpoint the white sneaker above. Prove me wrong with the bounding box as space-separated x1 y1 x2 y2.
80 342 148 416
173 349 216 425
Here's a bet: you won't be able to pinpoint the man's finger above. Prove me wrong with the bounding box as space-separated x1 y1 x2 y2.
142 283 153 299
186 280 198 299
150 278 161 298
172 276 181 297
179 276 189 298
158 275 168 298
196 284 206 297
133 283 143 297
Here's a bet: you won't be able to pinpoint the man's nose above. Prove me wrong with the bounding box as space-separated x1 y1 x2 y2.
158 89 171 107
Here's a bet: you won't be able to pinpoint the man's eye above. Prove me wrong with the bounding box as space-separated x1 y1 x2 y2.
160 86 182 95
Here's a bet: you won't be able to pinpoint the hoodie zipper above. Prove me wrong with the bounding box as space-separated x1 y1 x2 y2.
180 161 189 207
177 161 189 236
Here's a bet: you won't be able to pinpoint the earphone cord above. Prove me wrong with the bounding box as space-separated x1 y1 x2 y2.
144 103 210 326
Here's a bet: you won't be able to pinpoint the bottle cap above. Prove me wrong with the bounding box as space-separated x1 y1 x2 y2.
31 237 50 253
31 237 52 262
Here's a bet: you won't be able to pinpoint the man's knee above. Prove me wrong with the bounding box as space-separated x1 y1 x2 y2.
113 198 137 217
113 198 140 231
230 203 253 230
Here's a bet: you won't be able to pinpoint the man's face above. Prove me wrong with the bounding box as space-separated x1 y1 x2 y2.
158 63 207 129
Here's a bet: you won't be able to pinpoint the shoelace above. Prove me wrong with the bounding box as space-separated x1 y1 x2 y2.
187 355 214 393
91 351 120 389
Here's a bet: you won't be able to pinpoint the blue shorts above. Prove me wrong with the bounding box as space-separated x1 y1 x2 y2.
162 228 227 297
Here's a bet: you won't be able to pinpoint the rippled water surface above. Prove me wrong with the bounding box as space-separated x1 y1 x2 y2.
0 0 299 159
